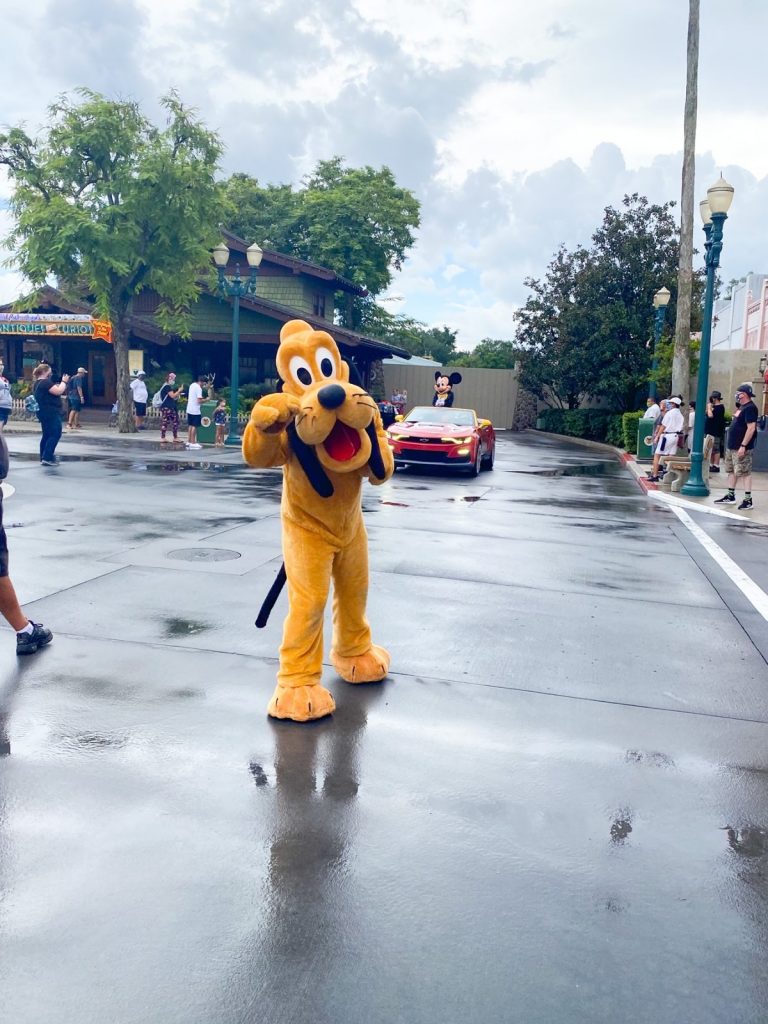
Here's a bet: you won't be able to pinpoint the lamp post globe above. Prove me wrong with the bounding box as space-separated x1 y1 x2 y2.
649 287 671 401
213 239 262 447
681 176 735 496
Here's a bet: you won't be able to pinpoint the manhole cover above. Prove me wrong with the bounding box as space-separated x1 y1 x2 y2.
166 547 242 562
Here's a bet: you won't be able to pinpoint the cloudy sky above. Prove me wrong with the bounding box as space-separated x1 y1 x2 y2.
1 0 767 348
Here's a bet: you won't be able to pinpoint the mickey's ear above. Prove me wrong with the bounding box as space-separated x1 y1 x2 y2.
449 372 462 386
435 371 441 382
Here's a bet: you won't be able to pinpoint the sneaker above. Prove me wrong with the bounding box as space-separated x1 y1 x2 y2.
40 459 58 466
714 493 736 504
188 443 202 449
709 466 720 473
16 622 53 656
738 498 753 510
647 475 660 482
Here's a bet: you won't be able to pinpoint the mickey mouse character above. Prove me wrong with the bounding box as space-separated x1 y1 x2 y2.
432 371 462 407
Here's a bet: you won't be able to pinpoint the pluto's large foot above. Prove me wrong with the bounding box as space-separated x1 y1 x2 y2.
267 683 336 722
331 644 390 684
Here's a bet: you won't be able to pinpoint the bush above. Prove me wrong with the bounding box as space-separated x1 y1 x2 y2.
621 411 644 450
537 408 624 444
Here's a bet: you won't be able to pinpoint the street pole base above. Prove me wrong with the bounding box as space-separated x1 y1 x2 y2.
680 480 710 497
224 434 241 447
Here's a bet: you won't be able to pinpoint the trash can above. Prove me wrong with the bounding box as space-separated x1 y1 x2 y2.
636 419 655 462
197 400 217 445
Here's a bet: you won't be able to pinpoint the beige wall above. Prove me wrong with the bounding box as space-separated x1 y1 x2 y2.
705 350 764 408
382 364 520 428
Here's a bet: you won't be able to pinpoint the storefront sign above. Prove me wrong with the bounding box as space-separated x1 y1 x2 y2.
0 313 112 342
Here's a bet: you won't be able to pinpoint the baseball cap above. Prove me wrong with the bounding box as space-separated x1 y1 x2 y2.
77 366 88 374
669 396 682 406
709 391 722 400
136 369 146 376
736 384 754 397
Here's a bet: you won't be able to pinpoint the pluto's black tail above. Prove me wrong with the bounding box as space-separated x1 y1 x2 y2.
255 563 287 628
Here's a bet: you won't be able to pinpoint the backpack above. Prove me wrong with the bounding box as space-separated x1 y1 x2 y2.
24 394 39 414
151 388 164 409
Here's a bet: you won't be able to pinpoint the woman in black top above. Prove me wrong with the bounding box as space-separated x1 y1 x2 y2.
704 391 726 472
159 372 183 445
32 363 69 466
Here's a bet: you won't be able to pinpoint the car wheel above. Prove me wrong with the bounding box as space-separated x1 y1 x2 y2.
469 444 482 477
482 443 495 471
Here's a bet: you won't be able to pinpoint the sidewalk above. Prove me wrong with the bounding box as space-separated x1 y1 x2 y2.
532 429 768 526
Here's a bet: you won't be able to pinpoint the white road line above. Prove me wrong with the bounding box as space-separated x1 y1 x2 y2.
669 504 768 622
650 489 753 522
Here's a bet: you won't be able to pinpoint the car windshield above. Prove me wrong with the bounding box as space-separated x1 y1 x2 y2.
401 406 476 427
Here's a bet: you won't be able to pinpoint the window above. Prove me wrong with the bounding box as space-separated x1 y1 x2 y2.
312 293 326 318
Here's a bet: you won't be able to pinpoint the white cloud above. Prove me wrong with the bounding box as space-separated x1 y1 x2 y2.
0 0 766 350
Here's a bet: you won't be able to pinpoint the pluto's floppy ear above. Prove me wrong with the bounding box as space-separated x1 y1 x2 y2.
287 422 334 498
347 361 364 389
365 422 387 481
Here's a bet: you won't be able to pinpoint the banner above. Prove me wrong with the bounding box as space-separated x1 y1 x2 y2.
0 313 113 343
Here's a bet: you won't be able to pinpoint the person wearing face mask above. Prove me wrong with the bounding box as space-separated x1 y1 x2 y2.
715 384 759 510
0 361 12 430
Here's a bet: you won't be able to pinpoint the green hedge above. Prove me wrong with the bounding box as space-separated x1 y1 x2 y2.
621 411 643 450
536 408 623 445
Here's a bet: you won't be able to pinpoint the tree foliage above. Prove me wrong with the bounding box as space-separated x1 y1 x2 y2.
0 89 225 431
352 300 458 364
513 194 704 410
449 338 518 369
224 157 420 329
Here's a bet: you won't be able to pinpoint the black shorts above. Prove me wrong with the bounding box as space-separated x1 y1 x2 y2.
0 493 9 578
187 413 202 427
68 397 82 411
134 402 147 416
0 409 9 425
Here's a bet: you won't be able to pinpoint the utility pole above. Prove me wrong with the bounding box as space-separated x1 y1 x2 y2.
672 0 699 398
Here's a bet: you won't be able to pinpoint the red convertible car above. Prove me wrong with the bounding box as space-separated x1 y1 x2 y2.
386 406 496 475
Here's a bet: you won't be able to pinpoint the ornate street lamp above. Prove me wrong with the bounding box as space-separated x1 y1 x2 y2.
649 286 671 400
213 240 263 447
682 175 735 496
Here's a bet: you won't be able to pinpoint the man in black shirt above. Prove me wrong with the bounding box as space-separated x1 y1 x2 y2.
715 384 759 510
704 391 725 473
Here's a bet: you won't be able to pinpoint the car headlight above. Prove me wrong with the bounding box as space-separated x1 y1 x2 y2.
441 436 473 444
388 434 408 441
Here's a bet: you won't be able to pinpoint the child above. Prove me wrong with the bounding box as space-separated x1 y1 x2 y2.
214 399 228 446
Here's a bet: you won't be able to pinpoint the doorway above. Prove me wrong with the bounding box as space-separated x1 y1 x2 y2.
88 349 116 406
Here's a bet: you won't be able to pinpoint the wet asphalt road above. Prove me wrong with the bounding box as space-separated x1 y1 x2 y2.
1 430 767 1024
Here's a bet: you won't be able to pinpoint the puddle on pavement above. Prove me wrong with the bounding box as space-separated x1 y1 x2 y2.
59 731 128 750
512 462 615 478
380 500 409 507
722 826 768 858
625 749 676 768
162 617 212 638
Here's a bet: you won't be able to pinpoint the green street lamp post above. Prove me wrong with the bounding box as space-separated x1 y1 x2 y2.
649 286 671 400
212 240 264 447
682 176 735 496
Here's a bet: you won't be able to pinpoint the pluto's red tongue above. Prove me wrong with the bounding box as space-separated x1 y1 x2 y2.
324 421 361 461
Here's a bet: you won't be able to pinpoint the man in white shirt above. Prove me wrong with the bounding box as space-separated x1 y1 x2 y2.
185 374 206 448
642 397 660 421
647 396 685 482
130 370 149 430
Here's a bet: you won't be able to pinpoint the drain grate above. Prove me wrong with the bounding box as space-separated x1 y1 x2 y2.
166 547 241 562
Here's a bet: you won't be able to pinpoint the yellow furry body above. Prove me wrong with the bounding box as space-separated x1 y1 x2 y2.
242 320 394 721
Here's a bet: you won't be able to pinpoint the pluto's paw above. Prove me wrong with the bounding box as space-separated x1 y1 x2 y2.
267 683 336 722
331 644 390 684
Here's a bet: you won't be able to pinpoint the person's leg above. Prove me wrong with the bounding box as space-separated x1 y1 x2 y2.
330 522 389 684
0 577 29 632
171 410 179 441
38 415 45 461
44 414 63 462
160 408 169 441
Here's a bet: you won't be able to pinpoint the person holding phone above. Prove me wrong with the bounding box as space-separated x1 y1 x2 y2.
32 363 69 466
159 372 183 445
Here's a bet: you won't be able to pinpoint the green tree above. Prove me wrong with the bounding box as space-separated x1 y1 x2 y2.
450 339 518 369
514 194 703 410
224 157 420 328
0 89 225 431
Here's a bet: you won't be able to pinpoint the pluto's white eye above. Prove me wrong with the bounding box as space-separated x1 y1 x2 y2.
316 346 337 379
289 356 313 388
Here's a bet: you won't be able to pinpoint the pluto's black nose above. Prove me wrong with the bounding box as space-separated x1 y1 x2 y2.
318 384 346 410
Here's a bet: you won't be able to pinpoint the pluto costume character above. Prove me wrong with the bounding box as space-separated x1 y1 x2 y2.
243 320 395 722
